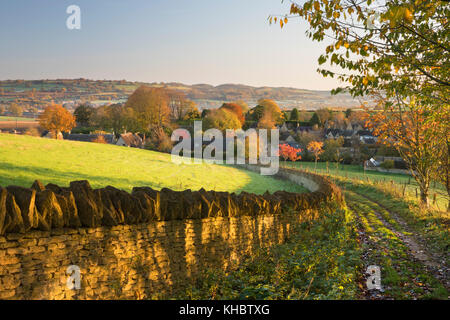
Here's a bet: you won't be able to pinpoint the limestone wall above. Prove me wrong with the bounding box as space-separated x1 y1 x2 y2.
0 167 341 300
0 212 309 299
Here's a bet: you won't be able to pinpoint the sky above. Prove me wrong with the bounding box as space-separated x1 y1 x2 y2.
0 0 340 90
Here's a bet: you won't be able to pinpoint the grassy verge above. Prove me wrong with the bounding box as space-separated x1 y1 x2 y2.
170 175 448 300
283 162 447 210
345 190 448 299
173 202 363 300
337 177 449 267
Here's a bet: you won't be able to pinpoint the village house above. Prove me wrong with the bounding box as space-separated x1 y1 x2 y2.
42 130 64 140
116 132 144 148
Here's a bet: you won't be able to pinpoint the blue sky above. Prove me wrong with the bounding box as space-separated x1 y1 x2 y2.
0 0 339 90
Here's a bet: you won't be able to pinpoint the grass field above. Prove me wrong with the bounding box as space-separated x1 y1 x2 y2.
0 116 37 122
0 133 306 194
174 174 449 300
283 161 447 211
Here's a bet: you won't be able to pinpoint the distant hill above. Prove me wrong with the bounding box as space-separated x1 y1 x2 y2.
0 79 370 110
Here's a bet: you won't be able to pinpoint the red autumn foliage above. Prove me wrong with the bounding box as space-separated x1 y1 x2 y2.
278 143 302 162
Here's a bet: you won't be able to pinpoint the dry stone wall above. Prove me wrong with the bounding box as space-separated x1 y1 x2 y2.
0 167 342 299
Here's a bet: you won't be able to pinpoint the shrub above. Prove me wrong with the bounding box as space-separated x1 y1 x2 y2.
380 159 395 170
145 128 173 153
342 152 353 165
24 128 40 137
394 160 407 170
71 127 95 134
91 135 107 144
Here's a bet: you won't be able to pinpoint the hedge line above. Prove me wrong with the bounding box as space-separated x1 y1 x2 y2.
0 169 342 235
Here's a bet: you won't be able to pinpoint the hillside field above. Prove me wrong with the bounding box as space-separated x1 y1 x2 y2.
283 161 447 211
0 116 37 122
0 133 306 194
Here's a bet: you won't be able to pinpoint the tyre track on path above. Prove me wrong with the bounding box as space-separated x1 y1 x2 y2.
347 190 449 290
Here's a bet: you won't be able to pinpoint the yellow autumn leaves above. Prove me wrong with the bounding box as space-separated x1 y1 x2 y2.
269 16 289 28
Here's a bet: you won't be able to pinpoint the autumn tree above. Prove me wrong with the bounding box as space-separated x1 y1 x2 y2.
257 99 284 124
247 105 264 122
279 144 302 167
331 112 346 128
322 137 344 162
8 103 23 117
307 141 324 169
349 110 370 126
316 108 332 126
276 0 449 206
220 103 245 124
94 104 137 136
290 108 299 121
166 89 196 121
39 105 76 138
125 86 171 134
233 100 250 113
183 106 201 120
203 109 242 132
257 111 276 129
145 127 173 153
276 1 449 105
201 109 211 118
91 135 107 144
297 131 322 150
367 99 445 205
433 113 450 211
298 110 311 122
74 104 95 127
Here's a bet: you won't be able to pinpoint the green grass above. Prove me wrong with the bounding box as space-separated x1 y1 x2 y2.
338 177 449 268
171 173 449 300
284 161 447 211
173 203 362 300
0 116 37 122
0 133 307 194
345 190 448 299
288 161 417 184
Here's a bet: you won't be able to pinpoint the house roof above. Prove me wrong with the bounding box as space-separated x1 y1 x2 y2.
286 135 296 143
342 130 354 137
295 126 312 133
280 131 291 141
119 132 143 147
357 130 373 136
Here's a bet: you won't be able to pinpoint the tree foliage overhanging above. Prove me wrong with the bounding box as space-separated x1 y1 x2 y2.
275 0 449 206
275 0 449 105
